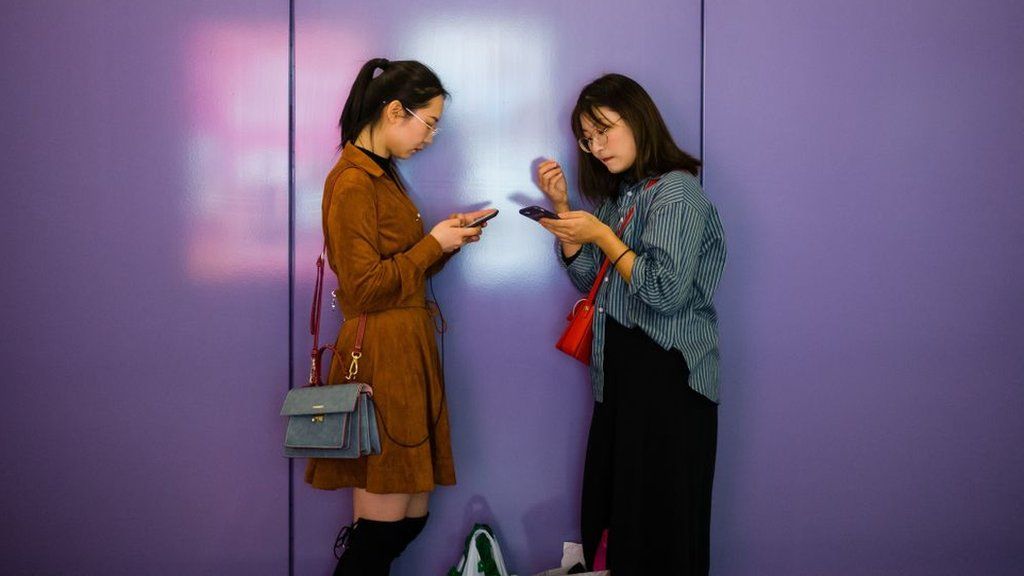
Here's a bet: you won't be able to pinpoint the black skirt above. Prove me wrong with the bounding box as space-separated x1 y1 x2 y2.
581 317 718 576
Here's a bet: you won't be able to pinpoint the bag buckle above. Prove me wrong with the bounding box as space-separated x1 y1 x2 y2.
346 351 362 381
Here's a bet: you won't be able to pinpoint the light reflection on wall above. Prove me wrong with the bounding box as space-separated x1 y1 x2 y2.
185 23 288 283
293 19 565 293
400 17 563 291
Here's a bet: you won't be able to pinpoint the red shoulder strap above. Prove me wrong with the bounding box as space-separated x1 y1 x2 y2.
582 176 660 298
309 174 368 386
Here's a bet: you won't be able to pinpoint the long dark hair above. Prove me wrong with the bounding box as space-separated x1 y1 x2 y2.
571 73 701 204
338 58 449 150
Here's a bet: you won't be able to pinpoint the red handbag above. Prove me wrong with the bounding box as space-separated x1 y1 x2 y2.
555 178 657 364
555 208 632 364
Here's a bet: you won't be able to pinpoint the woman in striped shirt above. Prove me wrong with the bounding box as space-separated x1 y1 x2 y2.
535 73 726 576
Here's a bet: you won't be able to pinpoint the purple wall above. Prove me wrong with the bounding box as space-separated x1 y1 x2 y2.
0 2 290 574
705 1 1024 574
2 1 1022 575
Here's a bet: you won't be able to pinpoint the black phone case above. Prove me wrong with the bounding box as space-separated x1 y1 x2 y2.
519 206 560 221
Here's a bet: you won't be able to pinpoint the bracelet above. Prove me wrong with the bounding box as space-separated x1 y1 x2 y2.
611 247 632 268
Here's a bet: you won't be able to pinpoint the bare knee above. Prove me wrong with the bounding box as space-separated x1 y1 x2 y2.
406 492 431 518
353 489 411 522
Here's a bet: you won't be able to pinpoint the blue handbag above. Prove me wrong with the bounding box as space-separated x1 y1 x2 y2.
279 249 381 459
280 379 380 458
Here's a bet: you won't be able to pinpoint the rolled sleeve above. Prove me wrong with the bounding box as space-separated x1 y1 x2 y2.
629 200 706 315
558 238 599 293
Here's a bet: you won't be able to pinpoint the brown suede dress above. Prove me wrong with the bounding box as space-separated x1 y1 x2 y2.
304 143 456 494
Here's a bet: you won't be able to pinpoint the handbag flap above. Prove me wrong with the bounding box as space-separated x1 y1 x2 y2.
279 383 363 416
284 412 350 450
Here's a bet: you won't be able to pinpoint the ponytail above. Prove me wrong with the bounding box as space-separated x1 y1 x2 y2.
337 58 448 150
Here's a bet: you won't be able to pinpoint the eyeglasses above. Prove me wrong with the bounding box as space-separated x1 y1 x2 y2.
405 107 440 137
578 117 621 153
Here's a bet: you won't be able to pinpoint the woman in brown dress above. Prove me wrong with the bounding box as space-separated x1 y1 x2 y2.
310 58 494 575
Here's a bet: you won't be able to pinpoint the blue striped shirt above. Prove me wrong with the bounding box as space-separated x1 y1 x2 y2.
558 170 726 403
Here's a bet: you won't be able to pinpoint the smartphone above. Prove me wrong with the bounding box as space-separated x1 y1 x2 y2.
519 205 561 221
463 209 499 228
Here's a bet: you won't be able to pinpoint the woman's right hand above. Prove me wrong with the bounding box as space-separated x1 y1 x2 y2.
537 159 569 211
430 218 482 253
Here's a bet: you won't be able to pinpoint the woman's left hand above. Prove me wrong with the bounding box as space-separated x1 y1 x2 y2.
540 211 610 245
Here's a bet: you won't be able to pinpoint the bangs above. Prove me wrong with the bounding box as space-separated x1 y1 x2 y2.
573 104 617 138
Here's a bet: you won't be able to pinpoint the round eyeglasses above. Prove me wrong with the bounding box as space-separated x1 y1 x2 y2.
578 117 621 153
